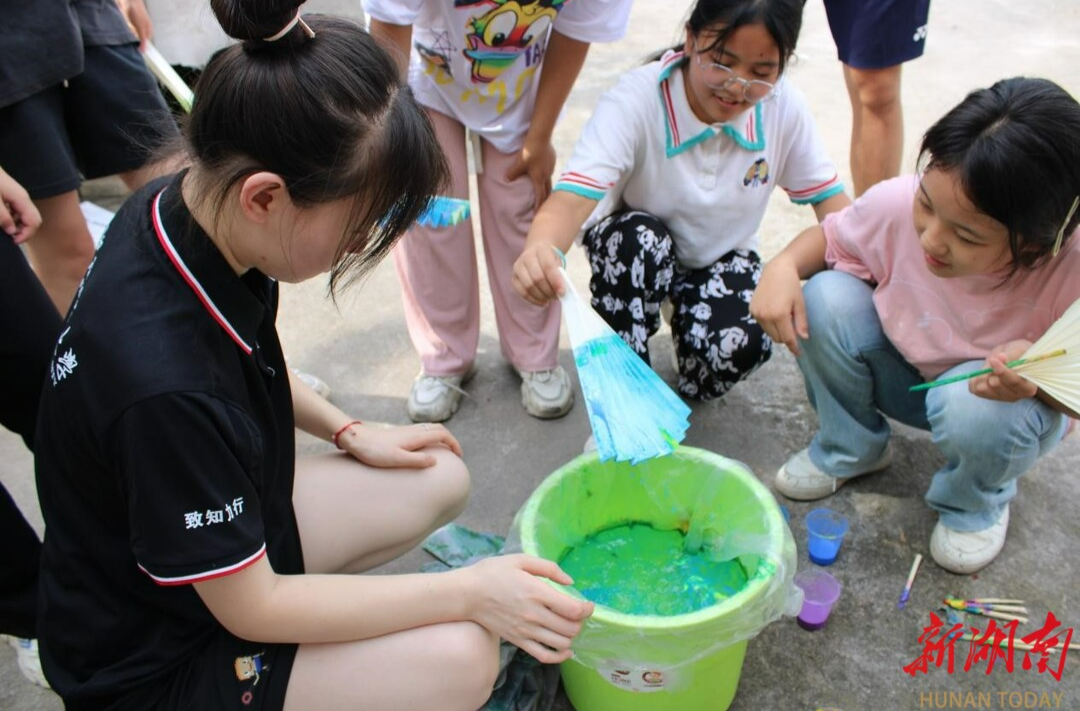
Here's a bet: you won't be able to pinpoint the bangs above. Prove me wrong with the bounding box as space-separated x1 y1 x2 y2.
328 87 447 294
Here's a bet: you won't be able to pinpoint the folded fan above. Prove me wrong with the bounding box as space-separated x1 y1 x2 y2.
910 296 1080 411
557 267 691 464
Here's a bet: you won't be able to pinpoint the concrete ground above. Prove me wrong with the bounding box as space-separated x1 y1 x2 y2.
3 1 1079 709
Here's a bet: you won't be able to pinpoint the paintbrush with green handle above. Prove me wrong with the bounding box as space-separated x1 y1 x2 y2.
909 349 1067 392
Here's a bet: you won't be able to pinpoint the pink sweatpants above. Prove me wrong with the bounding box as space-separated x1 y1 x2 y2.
393 109 562 377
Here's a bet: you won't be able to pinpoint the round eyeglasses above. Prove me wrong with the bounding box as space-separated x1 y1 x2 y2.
693 52 778 104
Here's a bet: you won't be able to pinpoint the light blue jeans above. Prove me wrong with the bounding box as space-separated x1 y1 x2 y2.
798 271 1068 531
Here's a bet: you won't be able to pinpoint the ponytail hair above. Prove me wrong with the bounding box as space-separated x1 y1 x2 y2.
211 0 308 46
187 1 447 293
919 77 1080 276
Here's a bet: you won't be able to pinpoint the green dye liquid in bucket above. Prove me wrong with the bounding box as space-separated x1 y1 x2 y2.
559 522 749 616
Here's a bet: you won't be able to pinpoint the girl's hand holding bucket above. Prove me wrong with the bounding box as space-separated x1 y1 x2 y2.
462 554 595 664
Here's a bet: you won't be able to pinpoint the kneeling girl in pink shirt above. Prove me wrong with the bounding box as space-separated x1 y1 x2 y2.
751 77 1080 574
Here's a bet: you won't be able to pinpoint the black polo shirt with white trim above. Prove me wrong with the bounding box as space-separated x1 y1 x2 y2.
35 173 302 708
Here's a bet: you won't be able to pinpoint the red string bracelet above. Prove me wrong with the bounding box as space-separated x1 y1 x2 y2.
331 420 363 450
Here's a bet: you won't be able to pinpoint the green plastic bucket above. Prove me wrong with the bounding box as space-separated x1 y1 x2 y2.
515 446 796 711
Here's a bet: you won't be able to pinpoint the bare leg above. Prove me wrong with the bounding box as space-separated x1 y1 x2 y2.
291 447 469 574
24 148 184 314
843 64 904 197
22 191 95 314
283 620 500 711
284 448 499 710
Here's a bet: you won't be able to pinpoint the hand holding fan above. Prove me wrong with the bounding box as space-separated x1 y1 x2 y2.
910 296 1080 411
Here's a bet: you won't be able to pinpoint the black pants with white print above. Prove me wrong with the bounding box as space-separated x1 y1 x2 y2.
584 210 772 401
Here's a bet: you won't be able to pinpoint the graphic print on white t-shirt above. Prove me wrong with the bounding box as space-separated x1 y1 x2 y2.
364 0 633 152
410 0 566 122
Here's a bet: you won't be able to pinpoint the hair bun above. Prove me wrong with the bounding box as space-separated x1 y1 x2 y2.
210 0 306 42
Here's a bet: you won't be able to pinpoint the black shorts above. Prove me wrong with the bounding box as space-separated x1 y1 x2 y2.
823 0 931 69
142 632 297 711
0 43 178 200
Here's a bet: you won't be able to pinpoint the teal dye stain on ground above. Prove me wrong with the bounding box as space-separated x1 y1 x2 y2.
559 522 750 616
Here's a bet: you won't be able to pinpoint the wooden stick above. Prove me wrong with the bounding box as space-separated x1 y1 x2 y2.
971 604 1029 614
968 598 1025 605
945 599 1025 613
954 600 1030 614
959 635 1058 655
977 610 1030 624
946 598 1027 613
961 635 1080 655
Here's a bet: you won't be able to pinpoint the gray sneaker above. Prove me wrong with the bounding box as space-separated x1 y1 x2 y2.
519 366 574 419
407 369 472 423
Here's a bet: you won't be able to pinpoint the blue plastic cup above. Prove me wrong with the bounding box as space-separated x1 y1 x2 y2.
805 508 849 566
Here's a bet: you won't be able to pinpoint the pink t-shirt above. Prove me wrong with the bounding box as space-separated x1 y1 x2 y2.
823 175 1080 380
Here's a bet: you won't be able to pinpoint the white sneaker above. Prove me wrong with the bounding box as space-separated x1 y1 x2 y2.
291 368 331 400
407 369 471 423
930 506 1010 574
2 636 49 689
519 366 574 419
774 445 893 501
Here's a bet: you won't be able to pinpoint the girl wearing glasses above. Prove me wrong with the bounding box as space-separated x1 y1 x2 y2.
513 0 848 401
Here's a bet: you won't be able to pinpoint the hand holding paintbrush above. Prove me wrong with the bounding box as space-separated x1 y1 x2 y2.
910 294 1080 415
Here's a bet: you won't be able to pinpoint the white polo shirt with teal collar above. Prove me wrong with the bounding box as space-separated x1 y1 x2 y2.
555 49 844 269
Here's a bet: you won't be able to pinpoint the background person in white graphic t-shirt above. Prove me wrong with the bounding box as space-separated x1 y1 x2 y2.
368 0 633 424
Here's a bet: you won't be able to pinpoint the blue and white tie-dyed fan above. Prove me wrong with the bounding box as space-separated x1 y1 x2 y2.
558 267 691 464
416 196 471 228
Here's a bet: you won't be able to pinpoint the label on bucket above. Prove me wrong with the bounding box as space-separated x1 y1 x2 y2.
597 665 671 693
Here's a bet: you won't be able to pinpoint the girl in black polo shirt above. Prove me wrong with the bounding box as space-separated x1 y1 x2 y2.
33 2 593 710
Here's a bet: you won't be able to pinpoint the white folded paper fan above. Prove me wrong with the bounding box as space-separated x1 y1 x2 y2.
557 268 691 464
912 296 1079 412
1009 297 1080 413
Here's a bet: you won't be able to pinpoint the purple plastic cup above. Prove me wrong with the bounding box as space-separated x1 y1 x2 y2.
805 508 849 566
794 569 842 631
